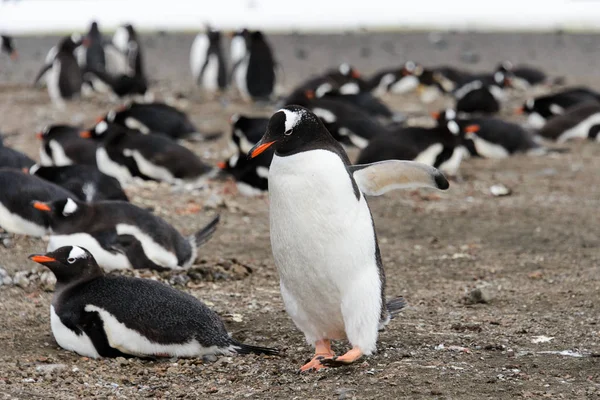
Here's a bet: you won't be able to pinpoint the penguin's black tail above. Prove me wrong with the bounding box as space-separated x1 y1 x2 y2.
191 214 220 247
386 296 407 319
232 341 280 356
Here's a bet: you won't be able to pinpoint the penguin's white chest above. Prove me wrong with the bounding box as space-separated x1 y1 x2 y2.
51 306 100 358
268 150 381 341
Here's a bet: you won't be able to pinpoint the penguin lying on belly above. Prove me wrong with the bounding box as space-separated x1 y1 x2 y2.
357 109 468 177
248 106 448 371
0 136 35 170
29 246 277 359
33 197 220 271
537 102 600 143
37 125 98 167
0 169 74 237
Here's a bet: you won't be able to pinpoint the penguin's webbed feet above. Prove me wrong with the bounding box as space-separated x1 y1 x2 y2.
298 339 334 373
318 347 363 368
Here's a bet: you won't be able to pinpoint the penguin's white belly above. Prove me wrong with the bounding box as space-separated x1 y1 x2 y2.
115 223 180 268
202 55 219 92
47 61 64 107
438 146 466 177
390 76 419 94
527 112 546 129
472 138 510 158
48 140 73 166
51 306 100 358
234 58 249 98
48 234 132 271
39 148 53 166
190 34 208 82
414 143 443 166
557 113 600 143
0 201 47 237
96 147 133 185
123 149 176 183
269 150 381 348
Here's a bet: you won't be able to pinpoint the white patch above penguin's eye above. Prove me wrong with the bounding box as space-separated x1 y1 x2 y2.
502 61 513 70
549 104 565 115
526 98 534 109
62 198 78 216
67 246 87 262
228 152 240 167
279 108 303 133
107 110 116 122
95 121 108 134
28 164 40 175
445 109 456 120
339 63 350 75
315 83 333 98
494 71 504 84
447 120 460 135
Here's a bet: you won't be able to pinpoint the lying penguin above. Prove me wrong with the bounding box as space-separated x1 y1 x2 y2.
29 246 278 359
0 135 35 170
33 197 219 271
37 125 98 167
248 106 447 371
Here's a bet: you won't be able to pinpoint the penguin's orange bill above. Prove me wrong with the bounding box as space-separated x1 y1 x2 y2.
33 202 51 212
250 141 276 158
465 124 480 133
305 90 315 99
515 107 524 115
29 255 56 263
36 132 43 140
217 161 226 169
430 111 440 119
79 131 92 138
351 70 361 79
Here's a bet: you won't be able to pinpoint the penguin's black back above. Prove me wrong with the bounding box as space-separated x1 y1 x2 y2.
322 90 395 120
538 102 600 140
246 31 276 99
0 139 35 169
32 165 128 202
86 23 106 72
462 117 539 153
56 275 232 348
114 103 198 139
456 86 500 114
206 30 227 90
56 51 83 99
43 126 98 166
231 116 269 148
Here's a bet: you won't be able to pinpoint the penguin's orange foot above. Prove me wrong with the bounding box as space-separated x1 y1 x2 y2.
319 347 363 368
298 339 334 373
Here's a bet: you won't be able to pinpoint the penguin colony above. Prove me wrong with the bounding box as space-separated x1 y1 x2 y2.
0 21 598 373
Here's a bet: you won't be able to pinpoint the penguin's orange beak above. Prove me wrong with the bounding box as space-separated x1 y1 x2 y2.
351 69 361 79
305 90 315 99
79 130 92 139
36 132 43 140
32 201 51 212
465 124 480 133
515 106 524 115
249 141 276 158
431 111 440 119
29 255 57 264
217 161 226 169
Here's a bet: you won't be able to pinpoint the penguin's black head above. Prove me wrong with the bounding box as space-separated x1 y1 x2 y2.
37 124 82 142
59 33 83 52
517 98 535 115
32 197 90 232
84 121 123 141
207 28 221 43
493 71 512 88
338 63 361 79
89 21 100 35
29 246 102 284
432 109 464 138
248 106 331 158
1 35 18 60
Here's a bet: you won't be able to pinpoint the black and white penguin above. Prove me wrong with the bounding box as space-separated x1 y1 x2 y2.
0 136 35 170
517 87 600 129
34 34 83 87
112 24 144 78
190 26 227 93
280 89 388 148
357 108 468 177
316 88 404 123
238 31 276 101
0 169 73 236
537 102 600 142
1 35 18 60
453 71 510 114
37 125 98 167
218 148 271 195
85 121 214 185
496 61 562 90
458 117 545 158
228 114 269 154
247 106 447 371
83 69 148 99
230 28 250 93
81 21 106 72
33 197 220 270
45 34 84 108
29 245 277 358
98 102 202 141
367 61 421 97
29 164 128 202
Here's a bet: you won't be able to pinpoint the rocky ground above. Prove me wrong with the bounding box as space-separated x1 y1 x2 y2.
0 32 599 399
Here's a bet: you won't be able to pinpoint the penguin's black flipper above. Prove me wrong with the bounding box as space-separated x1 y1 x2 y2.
80 311 136 358
33 63 52 86
190 214 220 248
231 341 280 356
111 234 170 271
386 296 407 319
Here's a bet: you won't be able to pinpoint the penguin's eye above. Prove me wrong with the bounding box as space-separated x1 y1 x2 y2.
67 258 76 264
284 129 293 136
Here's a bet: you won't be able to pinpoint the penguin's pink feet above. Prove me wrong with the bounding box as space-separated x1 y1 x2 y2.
319 346 363 367
299 339 334 372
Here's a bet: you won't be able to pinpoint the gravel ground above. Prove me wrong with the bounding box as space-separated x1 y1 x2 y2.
0 32 599 399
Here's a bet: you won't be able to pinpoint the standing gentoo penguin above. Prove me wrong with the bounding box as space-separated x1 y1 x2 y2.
190 26 227 94
29 164 128 202
37 125 98 167
244 31 276 101
248 106 448 371
112 24 144 78
0 169 73 236
29 246 278 358
0 136 35 169
538 102 600 142
34 197 220 270
230 28 250 95
81 21 106 72
1 35 18 60
46 35 84 108
33 34 82 87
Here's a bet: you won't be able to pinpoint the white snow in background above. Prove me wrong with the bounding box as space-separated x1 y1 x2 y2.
1 0 600 34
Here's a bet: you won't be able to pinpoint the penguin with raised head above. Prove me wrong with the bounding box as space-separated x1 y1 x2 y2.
0 136 35 169
37 125 98 167
190 26 227 94
1 35 18 60
537 102 600 142
357 109 467 177
517 87 600 129
230 28 250 95
34 34 83 87
29 245 277 359
85 121 214 185
46 34 84 108
29 164 128 202
112 24 144 78
245 31 276 101
98 102 203 141
248 106 448 371
0 169 73 237
82 21 106 72
453 71 511 114
33 197 220 271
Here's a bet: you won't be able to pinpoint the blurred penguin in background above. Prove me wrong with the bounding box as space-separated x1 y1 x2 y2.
190 25 227 95
231 30 276 101
112 24 145 78
45 35 84 108
1 35 18 60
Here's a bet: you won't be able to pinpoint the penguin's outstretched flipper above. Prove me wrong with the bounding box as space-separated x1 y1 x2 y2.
190 214 220 248
386 296 407 319
349 160 449 196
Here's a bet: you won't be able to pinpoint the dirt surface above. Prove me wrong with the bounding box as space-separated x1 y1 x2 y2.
0 32 599 399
